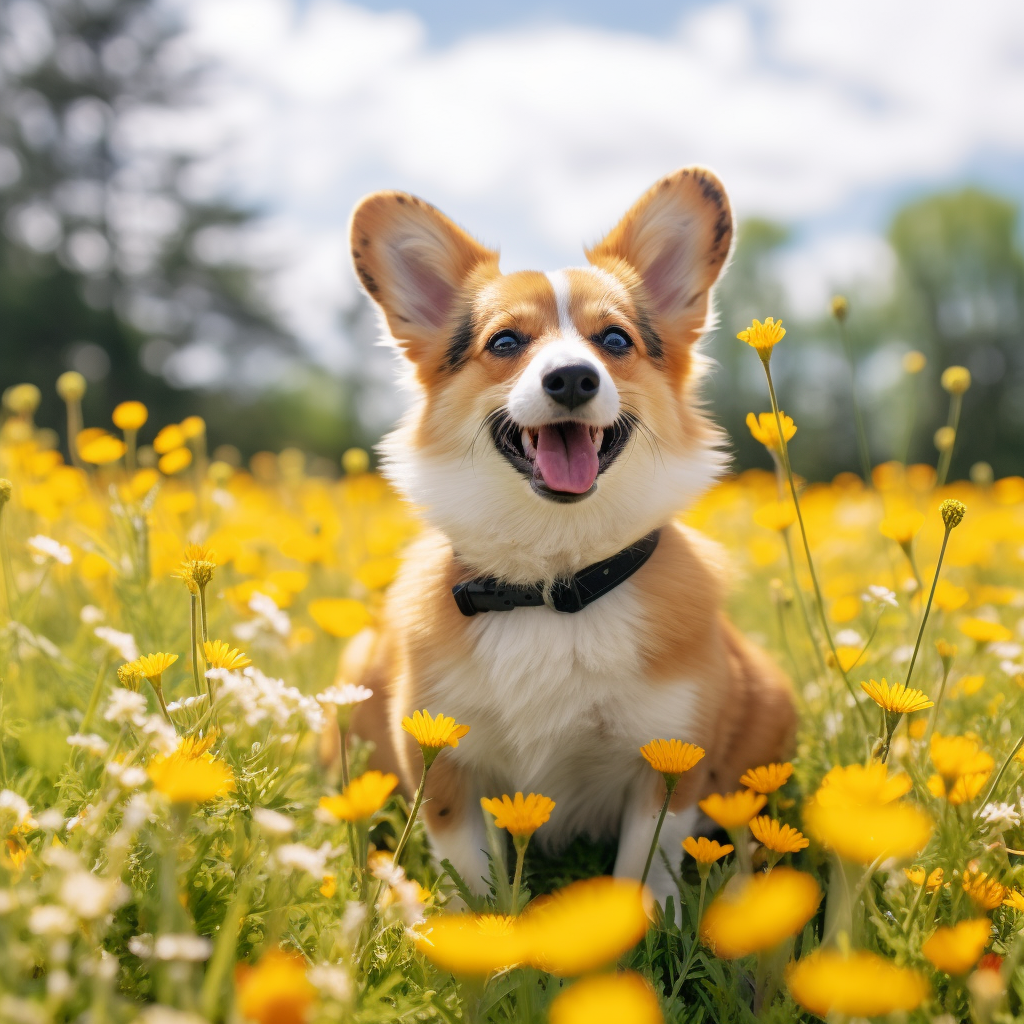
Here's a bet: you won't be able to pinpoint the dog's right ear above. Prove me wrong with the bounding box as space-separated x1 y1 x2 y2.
350 192 499 366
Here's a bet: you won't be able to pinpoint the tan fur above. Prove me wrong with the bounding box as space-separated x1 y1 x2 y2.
342 167 795 902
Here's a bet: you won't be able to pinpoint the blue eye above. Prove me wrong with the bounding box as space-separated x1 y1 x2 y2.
488 331 522 355
600 328 632 351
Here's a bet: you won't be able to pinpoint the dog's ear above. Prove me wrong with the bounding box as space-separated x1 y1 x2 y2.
586 167 733 342
350 192 499 365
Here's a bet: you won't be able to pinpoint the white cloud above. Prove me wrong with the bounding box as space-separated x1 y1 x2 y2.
133 0 1024 366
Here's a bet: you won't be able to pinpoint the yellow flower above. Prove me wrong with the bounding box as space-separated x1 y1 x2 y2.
902 350 927 374
934 425 956 452
700 867 820 959
308 597 372 638
414 914 525 975
153 424 186 454
320 874 336 899
1002 889 1024 912
79 434 127 465
480 793 555 837
879 508 924 545
158 447 192 475
318 771 398 822
112 401 148 431
746 411 796 454
698 790 767 829
4 383 41 414
934 581 969 612
739 762 793 795
753 501 796 532
830 295 848 321
922 919 991 975
813 763 912 806
549 972 663 1024
959 618 1012 644
905 866 944 891
927 771 990 805
401 710 470 752
148 750 235 804
519 876 652 976
342 447 370 475
749 816 808 854
941 365 972 394
963 869 1007 910
940 498 966 530
117 661 143 692
177 732 218 759
137 652 178 680
930 734 994 783
786 950 928 1017
235 949 315 1024
180 415 206 439
55 371 86 401
737 316 786 360
204 640 252 671
952 674 985 698
639 738 705 777
861 678 933 715
176 544 217 593
682 836 733 864
832 645 866 673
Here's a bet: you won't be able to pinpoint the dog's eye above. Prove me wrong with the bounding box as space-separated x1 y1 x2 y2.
487 330 523 355
599 328 632 351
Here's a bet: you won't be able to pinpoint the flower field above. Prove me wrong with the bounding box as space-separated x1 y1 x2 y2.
3 329 1024 1024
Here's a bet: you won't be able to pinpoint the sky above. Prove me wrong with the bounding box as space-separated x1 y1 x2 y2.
152 0 1024 378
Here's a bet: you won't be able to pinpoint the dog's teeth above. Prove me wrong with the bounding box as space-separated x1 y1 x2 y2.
592 427 604 448
522 429 536 459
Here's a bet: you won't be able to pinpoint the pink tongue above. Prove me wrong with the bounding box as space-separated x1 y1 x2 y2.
535 423 599 493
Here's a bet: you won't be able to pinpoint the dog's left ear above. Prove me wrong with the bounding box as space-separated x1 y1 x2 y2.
586 167 733 341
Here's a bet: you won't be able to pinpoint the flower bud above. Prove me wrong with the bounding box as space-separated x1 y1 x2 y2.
0 478 11 507
934 426 955 453
3 383 41 416
902 350 926 374
830 295 848 321
940 499 966 531
342 448 369 475
56 371 86 402
941 365 971 395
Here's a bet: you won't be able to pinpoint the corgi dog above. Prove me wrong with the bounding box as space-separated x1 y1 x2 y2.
346 167 796 904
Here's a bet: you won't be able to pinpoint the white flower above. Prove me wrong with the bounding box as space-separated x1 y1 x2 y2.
29 904 76 936
166 694 208 714
863 585 899 608
316 684 373 708
94 626 140 663
60 871 127 919
0 890 18 914
67 733 110 757
340 901 367 946
79 604 105 624
104 689 147 726
128 933 154 958
213 667 323 733
139 715 178 756
369 855 405 888
36 808 64 832
153 934 213 962
992 642 1023 660
834 629 863 647
106 762 149 790
122 793 156 832
253 808 295 838
388 877 427 927
233 591 291 642
27 534 72 565
274 842 330 877
0 789 33 829
308 963 352 1002
892 644 916 664
980 802 1021 833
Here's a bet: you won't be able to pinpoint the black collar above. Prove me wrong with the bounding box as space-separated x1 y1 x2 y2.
452 530 660 616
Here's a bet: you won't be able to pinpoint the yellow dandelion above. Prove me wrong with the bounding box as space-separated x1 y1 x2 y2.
308 597 372 638
137 652 178 680
414 913 525 975
922 919 991 975
936 638 960 661
112 401 148 432
480 793 555 837
700 867 820 959
927 771 990 806
813 763 912 806
682 836 733 865
699 789 766 830
750 816 808 854
740 762 793 795
959 618 1012 644
746 411 796 454
639 739 705 778
879 509 925 545
204 640 251 671
318 771 398 822
235 949 315 1024
737 316 786 361
962 870 1007 910
549 972 663 1024
519 876 652 977
401 710 470 755
148 750 235 804
905 866 944 891
175 544 217 593
861 678 933 715
786 950 928 1017
80 434 126 465
930 734 994 783
1002 890 1024 912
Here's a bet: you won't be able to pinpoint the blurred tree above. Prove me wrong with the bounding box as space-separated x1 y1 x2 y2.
0 0 358 462
889 189 1024 478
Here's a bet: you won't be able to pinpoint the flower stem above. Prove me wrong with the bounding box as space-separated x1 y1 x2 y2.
936 393 963 488
0 502 17 619
676 873 708 987
976 734 1024 811
903 524 953 691
641 777 677 885
392 760 428 868
762 360 870 729
339 726 350 788
836 317 872 484
189 593 203 697
510 835 529 913
925 661 953 744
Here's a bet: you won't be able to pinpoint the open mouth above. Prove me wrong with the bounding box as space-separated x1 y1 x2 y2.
490 414 633 503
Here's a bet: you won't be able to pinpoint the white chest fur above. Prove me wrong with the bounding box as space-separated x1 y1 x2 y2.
422 580 704 850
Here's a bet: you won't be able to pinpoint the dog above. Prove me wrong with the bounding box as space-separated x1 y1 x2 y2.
344 167 796 905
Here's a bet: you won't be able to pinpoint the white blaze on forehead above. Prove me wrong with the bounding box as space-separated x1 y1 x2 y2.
505 269 620 428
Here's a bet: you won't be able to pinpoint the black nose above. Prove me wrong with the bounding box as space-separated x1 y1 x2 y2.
542 363 600 410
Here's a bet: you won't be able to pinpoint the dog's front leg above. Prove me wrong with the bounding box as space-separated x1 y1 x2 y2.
420 755 491 898
614 776 699 912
